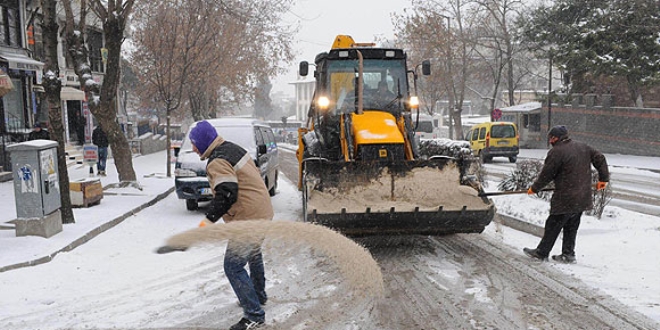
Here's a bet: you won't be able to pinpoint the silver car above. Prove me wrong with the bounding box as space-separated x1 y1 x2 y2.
174 118 279 210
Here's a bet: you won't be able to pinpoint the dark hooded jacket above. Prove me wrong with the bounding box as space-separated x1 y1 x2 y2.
531 138 609 214
92 126 109 148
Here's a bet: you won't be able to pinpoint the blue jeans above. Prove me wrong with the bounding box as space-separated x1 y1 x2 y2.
224 240 266 322
97 147 108 172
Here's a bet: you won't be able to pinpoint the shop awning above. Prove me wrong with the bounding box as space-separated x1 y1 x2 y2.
61 86 86 101
0 53 44 72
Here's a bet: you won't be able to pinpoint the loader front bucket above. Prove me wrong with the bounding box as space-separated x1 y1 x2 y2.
301 157 495 236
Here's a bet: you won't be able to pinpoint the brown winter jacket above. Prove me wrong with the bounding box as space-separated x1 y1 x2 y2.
201 136 274 222
531 138 609 215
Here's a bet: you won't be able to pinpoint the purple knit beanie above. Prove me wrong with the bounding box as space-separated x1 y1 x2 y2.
189 120 217 154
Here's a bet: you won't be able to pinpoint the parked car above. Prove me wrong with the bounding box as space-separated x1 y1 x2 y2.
174 118 279 211
464 121 519 163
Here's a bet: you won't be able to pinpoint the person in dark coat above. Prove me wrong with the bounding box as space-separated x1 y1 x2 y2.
92 125 109 176
523 125 610 263
28 122 50 141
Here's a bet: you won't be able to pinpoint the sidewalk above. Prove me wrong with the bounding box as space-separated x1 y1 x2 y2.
0 150 174 272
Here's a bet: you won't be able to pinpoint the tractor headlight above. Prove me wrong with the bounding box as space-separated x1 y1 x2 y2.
409 96 420 109
317 96 330 111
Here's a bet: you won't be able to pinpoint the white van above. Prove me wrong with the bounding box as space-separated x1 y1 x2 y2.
174 118 279 211
413 113 441 139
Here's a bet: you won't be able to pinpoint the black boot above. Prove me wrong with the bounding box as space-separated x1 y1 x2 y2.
552 254 577 264
523 248 548 261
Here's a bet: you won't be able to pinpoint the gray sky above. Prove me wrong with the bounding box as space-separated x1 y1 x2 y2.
271 0 412 96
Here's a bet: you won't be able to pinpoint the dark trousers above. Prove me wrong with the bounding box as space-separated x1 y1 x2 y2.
97 147 108 172
536 212 582 257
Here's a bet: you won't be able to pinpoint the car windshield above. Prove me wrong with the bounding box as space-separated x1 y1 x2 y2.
181 125 256 153
491 125 516 138
416 121 434 133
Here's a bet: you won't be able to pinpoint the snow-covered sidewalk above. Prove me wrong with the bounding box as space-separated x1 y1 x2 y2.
0 150 174 272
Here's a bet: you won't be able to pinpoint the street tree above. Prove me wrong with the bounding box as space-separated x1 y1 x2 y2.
470 0 526 114
41 0 75 224
518 0 660 107
131 0 296 177
394 0 480 139
60 0 137 182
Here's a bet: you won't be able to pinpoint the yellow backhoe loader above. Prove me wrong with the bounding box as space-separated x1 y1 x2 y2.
296 35 495 236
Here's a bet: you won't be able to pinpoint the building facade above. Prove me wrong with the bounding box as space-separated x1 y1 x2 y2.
290 77 314 122
0 0 106 171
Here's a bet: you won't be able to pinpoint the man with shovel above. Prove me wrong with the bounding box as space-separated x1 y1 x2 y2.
523 125 609 264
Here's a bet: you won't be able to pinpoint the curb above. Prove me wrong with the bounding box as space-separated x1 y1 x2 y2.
0 186 175 273
495 213 544 238
0 171 11 183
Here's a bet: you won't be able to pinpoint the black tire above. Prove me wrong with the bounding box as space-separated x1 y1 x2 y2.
268 171 278 196
185 199 198 211
509 156 517 163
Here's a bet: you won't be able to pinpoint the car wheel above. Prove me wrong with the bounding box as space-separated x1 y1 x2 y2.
186 199 198 211
269 171 278 197
509 156 517 163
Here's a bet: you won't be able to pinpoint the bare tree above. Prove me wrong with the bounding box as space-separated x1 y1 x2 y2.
395 0 479 139
132 0 228 177
60 0 137 182
41 0 75 224
131 0 296 176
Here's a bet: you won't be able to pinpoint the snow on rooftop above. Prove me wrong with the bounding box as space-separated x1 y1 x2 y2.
500 102 542 112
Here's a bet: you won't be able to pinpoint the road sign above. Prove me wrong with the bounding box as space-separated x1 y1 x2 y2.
492 108 502 120
83 144 98 165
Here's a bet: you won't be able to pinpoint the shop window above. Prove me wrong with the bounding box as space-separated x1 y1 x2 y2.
27 14 45 61
528 114 541 132
87 29 104 73
2 78 26 130
0 0 21 47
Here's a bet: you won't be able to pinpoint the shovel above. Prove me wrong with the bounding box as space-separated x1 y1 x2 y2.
478 188 555 197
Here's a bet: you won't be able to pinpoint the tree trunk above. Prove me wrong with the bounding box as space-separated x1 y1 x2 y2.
96 26 136 182
42 0 75 224
166 104 172 178
626 76 644 108
62 0 137 182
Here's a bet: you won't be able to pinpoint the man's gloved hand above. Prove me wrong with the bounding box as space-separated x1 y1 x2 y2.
527 187 535 195
155 245 187 254
596 181 608 191
198 218 214 227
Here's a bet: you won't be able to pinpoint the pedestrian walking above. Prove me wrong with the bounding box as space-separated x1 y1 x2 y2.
27 122 50 141
92 125 109 176
189 120 273 330
523 125 610 263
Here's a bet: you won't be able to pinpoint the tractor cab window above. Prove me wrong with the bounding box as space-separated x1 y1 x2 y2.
325 59 407 114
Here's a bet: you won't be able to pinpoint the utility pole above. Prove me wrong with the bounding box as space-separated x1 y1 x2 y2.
440 14 453 139
547 54 553 147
